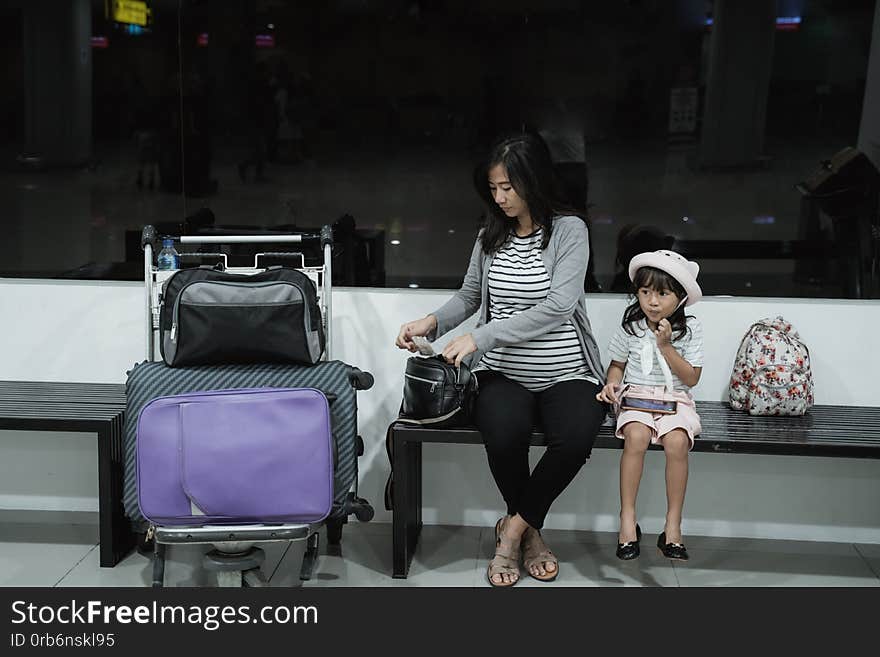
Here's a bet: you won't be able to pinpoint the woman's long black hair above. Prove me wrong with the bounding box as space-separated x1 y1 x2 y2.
622 266 692 341
474 131 586 255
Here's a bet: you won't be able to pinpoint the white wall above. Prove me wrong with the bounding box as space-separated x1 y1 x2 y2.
1 279 879 543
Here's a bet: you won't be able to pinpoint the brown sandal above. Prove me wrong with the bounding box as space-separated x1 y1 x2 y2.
486 517 521 587
521 528 558 582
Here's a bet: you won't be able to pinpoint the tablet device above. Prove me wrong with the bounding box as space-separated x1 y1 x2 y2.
620 397 678 414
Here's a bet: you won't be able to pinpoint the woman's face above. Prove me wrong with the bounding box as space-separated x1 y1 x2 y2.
488 164 529 222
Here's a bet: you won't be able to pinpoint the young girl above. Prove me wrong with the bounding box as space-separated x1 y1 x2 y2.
596 250 704 561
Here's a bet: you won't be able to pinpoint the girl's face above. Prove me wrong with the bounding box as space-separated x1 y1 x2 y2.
637 285 681 325
488 164 530 223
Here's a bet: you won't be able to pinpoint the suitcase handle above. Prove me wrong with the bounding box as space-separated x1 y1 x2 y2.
256 252 306 269
177 253 228 269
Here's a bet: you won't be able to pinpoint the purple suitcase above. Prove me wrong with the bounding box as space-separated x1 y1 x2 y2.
136 387 333 526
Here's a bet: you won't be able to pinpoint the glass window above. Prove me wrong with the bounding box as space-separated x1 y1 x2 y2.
1 0 878 298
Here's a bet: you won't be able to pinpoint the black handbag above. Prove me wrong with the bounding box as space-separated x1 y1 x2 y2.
384 356 478 510
397 355 477 428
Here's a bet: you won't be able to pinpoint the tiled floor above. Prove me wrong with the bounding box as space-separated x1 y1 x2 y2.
1 521 878 587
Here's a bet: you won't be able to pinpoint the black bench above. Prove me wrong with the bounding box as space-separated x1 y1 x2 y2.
389 401 880 578
0 381 134 567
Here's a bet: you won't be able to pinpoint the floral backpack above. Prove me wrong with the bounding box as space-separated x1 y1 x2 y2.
728 316 814 416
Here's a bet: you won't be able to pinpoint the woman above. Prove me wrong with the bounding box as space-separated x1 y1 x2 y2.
395 132 606 586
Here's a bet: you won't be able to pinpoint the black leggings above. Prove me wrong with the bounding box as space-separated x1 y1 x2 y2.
473 371 605 530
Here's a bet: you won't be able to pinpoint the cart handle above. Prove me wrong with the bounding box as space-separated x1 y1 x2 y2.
180 234 312 245
142 225 334 247
142 225 157 248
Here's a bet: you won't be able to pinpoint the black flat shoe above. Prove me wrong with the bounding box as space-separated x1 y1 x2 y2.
657 531 689 560
616 524 642 560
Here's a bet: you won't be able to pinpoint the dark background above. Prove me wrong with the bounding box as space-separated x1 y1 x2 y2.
0 0 878 297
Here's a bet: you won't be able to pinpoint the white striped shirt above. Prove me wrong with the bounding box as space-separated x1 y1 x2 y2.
474 228 597 391
607 317 704 392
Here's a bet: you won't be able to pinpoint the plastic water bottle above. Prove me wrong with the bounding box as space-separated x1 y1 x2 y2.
156 238 180 271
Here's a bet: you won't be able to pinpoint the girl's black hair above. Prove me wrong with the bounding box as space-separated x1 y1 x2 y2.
622 266 692 341
474 131 586 255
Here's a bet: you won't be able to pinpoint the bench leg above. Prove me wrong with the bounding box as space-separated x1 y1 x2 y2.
325 517 344 557
97 417 135 567
410 440 422 556
392 434 422 578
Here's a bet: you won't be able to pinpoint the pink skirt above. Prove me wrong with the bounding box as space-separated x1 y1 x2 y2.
614 384 701 450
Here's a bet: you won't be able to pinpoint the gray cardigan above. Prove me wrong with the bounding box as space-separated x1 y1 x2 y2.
429 215 606 382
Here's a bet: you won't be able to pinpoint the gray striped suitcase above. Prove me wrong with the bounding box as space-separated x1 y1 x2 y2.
123 359 360 524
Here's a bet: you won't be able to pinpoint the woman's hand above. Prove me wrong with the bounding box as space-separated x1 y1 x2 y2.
441 333 477 368
396 316 438 352
654 318 673 347
596 382 621 404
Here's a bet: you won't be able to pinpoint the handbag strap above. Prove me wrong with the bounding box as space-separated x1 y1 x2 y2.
395 405 464 426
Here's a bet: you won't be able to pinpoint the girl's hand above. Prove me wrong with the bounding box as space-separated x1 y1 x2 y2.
441 333 477 368
596 382 620 404
396 316 437 352
654 318 673 347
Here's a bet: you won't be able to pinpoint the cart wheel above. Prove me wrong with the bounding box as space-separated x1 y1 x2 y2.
354 499 374 522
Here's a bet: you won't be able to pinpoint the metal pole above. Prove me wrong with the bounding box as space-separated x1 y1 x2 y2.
144 243 153 360
324 242 333 360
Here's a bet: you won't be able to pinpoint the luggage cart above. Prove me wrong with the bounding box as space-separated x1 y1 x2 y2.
139 224 373 587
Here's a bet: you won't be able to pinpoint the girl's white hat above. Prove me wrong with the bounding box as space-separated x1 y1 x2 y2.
628 250 702 306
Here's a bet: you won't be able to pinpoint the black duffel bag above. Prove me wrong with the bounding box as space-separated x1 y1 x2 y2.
159 265 324 367
397 355 477 428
